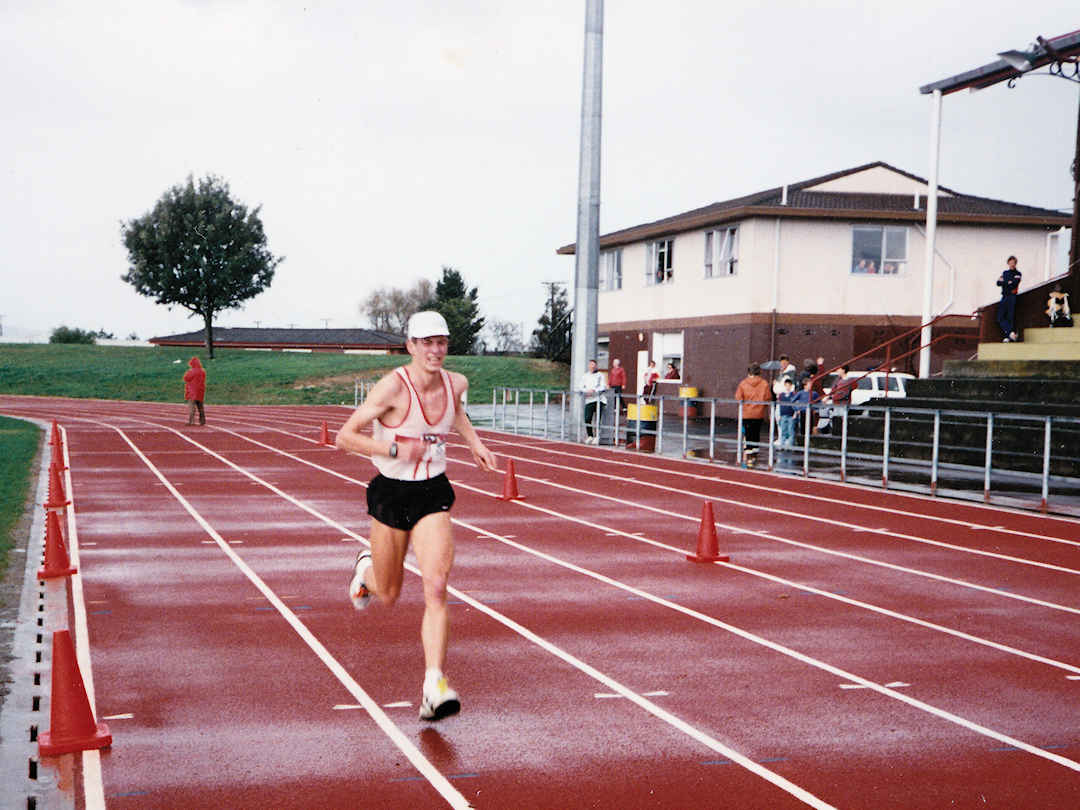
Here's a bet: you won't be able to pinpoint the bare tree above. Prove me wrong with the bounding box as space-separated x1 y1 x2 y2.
361 279 435 334
485 319 525 353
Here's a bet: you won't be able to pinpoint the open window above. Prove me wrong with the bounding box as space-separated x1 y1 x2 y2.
646 239 674 286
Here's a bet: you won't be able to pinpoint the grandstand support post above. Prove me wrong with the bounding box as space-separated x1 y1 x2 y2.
983 413 994 502
1041 417 1052 512
919 88 943 379
930 410 941 496
882 409 891 489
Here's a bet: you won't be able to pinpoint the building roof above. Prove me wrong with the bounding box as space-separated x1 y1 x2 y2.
919 29 1080 96
555 161 1070 255
149 327 406 350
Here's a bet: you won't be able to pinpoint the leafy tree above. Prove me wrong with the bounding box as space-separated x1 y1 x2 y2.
361 279 434 334
531 285 572 363
95 328 116 339
50 326 97 345
425 266 484 355
120 174 283 358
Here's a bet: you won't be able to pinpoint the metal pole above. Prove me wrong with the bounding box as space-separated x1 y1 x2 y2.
983 412 993 502
569 0 604 429
492 387 497 428
657 395 664 454
681 400 688 457
930 410 941 496
544 391 550 438
840 406 848 482
801 404 810 477
736 409 744 467
514 389 520 434
1041 417 1052 512
708 399 716 461
767 401 775 470
560 392 567 440
882 409 891 488
529 390 535 436
919 88 943 379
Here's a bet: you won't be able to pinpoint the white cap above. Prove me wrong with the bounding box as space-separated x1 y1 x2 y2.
407 310 450 339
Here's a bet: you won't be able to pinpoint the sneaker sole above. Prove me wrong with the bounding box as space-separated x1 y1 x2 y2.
348 550 373 611
419 697 461 721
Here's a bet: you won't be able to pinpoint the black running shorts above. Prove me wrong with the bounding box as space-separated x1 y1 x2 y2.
366 473 456 532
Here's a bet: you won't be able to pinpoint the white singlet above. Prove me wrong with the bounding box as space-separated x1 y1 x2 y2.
371 367 457 481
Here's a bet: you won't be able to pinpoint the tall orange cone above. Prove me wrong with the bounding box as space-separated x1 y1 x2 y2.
38 510 76 579
320 421 331 445
38 630 111 756
44 463 70 511
686 502 728 563
497 459 524 501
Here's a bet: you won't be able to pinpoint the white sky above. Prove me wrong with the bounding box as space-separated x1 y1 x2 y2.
3 1 1077 342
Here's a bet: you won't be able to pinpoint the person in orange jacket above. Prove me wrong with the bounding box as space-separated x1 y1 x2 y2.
734 363 772 464
184 357 207 425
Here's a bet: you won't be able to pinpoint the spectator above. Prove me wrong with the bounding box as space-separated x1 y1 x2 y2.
607 357 628 412
664 361 680 379
580 359 606 444
641 360 660 402
183 356 206 426
793 377 821 438
771 355 797 398
777 376 798 448
734 363 772 465
996 255 1022 342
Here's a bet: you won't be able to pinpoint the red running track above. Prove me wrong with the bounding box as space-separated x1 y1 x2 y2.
4 395 1080 809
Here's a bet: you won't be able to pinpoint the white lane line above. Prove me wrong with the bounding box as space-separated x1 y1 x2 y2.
54 427 107 810
476 432 1080 547
448 515 1080 775
460 442 1080 575
109 425 473 810
101 713 135 720
127 420 837 809
116 413 1080 669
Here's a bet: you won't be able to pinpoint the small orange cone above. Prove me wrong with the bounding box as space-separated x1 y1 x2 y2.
497 459 524 501
320 421 331 445
44 463 70 511
38 630 111 756
686 502 728 563
38 510 76 579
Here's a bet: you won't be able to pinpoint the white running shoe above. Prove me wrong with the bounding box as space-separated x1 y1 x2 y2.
419 676 461 721
348 550 373 611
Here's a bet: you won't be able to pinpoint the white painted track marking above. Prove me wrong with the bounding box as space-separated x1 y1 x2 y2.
127 415 1080 775
108 425 474 810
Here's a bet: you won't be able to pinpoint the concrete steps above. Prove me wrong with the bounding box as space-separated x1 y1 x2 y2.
977 326 1080 361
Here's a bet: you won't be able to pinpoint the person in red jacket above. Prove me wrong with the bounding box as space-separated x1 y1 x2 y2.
184 357 207 425
734 363 772 465
607 357 628 412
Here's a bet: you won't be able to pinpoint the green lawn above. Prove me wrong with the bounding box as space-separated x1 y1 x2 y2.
0 344 569 405
0 416 39 578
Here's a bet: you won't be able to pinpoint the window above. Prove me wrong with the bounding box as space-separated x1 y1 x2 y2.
599 249 622 291
653 331 683 381
704 227 738 278
852 226 907 275
647 239 674 285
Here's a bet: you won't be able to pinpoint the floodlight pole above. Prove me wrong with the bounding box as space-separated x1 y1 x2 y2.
570 0 603 423
918 89 942 379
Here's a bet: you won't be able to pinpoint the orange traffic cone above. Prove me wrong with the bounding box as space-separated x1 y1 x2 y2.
38 510 76 579
497 459 523 501
686 502 729 563
320 421 331 445
38 630 111 756
44 463 70 511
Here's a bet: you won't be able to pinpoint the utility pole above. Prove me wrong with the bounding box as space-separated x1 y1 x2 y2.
570 0 603 424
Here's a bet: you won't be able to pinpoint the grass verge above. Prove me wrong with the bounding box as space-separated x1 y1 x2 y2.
0 416 40 580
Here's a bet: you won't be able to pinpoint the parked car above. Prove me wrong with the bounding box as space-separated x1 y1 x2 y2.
827 371 914 407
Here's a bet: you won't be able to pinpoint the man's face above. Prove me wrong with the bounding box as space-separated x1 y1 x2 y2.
612 359 621 367
1008 258 1017 270
588 360 597 372
408 335 449 368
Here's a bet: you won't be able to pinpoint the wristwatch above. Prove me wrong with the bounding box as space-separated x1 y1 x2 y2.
388 442 398 459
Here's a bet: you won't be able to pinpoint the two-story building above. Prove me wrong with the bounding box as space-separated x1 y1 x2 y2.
557 161 1070 400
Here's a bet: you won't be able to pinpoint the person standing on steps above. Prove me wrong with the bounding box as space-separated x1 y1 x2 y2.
335 310 498 721
996 255 1022 342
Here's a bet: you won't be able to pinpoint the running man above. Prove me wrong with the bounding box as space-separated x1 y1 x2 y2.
335 310 497 721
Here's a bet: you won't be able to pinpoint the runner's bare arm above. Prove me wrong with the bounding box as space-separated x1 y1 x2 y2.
450 373 497 472
334 373 420 459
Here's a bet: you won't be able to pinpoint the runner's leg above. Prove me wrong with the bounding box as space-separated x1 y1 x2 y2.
410 511 454 672
367 518 410 607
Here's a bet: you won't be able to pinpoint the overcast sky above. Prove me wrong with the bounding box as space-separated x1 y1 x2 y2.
3 1 1077 343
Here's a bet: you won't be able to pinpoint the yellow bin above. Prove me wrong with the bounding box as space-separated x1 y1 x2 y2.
627 403 658 453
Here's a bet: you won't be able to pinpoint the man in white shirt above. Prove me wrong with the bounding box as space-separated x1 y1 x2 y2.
580 358 606 444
